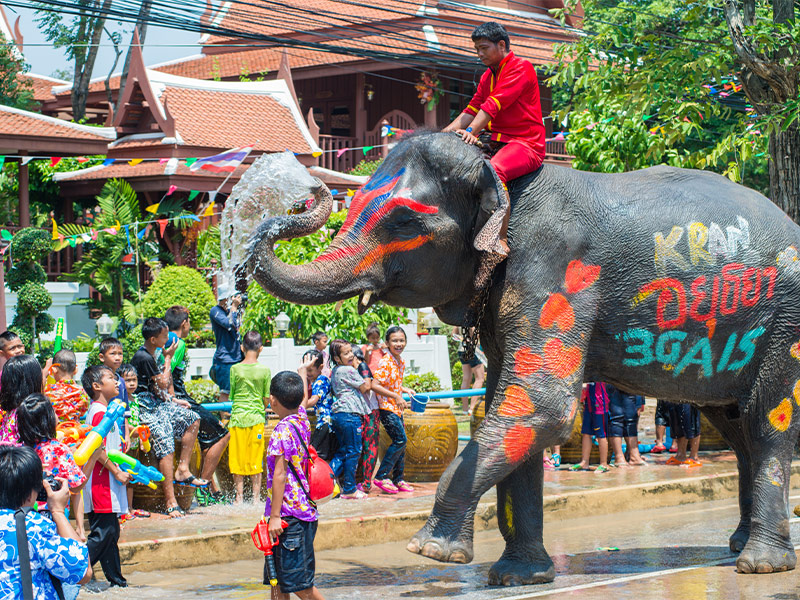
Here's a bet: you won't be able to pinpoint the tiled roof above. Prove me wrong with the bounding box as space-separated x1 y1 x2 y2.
53 161 249 182
21 73 68 102
0 105 116 140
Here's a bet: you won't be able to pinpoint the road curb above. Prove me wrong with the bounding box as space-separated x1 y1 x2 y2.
120 466 800 572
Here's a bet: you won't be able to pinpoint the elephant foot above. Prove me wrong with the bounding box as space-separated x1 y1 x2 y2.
736 539 796 574
407 525 473 564
488 547 555 586
729 525 750 553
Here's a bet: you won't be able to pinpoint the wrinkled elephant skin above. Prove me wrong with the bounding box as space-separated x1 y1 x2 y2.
246 132 800 584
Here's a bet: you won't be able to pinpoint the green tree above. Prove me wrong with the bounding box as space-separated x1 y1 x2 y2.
242 211 407 343
550 0 768 191
141 266 216 329
0 35 34 110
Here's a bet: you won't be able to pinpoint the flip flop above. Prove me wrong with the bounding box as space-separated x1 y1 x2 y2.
132 509 151 518
568 464 587 472
173 475 210 488
665 456 682 465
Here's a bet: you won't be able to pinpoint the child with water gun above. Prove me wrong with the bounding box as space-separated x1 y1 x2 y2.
264 370 325 600
0 355 45 444
45 349 90 422
16 393 100 542
97 338 130 444
80 365 132 589
117 363 152 521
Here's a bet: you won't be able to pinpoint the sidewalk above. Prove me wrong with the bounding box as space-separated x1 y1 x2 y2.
119 451 800 572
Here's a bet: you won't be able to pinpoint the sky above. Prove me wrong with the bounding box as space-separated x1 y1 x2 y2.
5 5 201 79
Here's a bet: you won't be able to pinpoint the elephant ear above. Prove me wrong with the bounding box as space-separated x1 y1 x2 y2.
472 158 509 253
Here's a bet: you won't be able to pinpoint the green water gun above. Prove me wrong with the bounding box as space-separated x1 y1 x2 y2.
53 318 64 353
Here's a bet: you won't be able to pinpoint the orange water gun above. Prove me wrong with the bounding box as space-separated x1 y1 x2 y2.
133 425 151 453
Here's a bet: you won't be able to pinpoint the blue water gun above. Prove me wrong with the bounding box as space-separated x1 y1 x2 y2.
106 449 165 489
73 400 126 465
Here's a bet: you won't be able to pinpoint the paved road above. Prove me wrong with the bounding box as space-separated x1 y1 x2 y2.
88 494 800 599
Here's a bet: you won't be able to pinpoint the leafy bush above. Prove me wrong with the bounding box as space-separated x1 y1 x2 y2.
141 266 216 330
9 227 54 351
6 262 45 292
17 283 53 314
349 159 383 177
403 371 442 393
185 379 219 403
10 228 51 262
184 329 216 349
451 361 463 388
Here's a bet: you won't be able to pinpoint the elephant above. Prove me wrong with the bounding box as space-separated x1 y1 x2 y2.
243 131 800 585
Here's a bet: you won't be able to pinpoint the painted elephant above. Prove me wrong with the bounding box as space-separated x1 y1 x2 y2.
244 131 800 585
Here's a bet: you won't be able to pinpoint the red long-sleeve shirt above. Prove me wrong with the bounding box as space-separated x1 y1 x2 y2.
463 51 546 157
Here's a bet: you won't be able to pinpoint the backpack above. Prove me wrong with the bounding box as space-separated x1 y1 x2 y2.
287 422 337 506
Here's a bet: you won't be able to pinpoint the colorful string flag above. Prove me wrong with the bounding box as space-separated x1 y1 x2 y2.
185 158 198 168
312 151 323 158
159 158 169 165
51 219 59 241
336 148 349 158
124 225 131 247
164 157 178 175
20 157 34 166
128 159 143 166
157 219 168 236
91 230 98 241
103 227 118 235
102 158 115 166
0 156 5 169
137 225 147 239
362 146 374 155
50 157 62 167
202 202 216 217
381 125 391 137
190 145 252 173
330 189 339 195
346 189 355 197
76 157 90 163
145 203 160 214
188 190 200 202
166 185 177 196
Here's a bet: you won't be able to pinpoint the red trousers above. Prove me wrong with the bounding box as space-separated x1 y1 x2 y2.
491 139 545 183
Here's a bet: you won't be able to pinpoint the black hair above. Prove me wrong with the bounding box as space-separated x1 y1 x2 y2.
97 337 123 356
270 371 304 410
0 330 20 350
351 344 365 361
365 322 381 339
243 330 263 352
142 317 167 341
302 349 323 368
328 339 350 367
117 363 137 378
164 305 190 332
53 349 77 374
17 393 57 447
0 445 43 509
0 355 43 413
82 364 114 399
311 331 327 343
471 21 511 48
385 325 407 343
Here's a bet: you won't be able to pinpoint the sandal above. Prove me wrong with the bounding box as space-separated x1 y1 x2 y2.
373 479 399 494
665 457 682 465
132 509 151 518
395 481 414 493
340 490 368 500
651 443 667 453
551 453 561 468
568 463 586 472
595 465 610 473
681 459 702 468
173 475 210 488
166 505 185 518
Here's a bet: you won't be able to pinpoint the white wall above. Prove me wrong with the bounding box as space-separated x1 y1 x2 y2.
5 282 96 340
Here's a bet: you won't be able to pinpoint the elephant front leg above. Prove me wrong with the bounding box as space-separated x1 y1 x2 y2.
489 452 555 586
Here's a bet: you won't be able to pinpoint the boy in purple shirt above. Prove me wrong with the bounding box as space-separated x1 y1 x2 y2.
265 370 325 600
569 382 611 473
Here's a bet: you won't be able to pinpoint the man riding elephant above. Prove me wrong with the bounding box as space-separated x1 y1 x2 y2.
244 129 800 586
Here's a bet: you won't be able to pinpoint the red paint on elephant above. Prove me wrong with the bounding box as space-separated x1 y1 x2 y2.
498 385 535 417
540 293 575 332
564 260 601 294
514 346 542 378
361 193 438 235
353 235 433 274
503 424 535 462
543 338 582 379
314 245 365 263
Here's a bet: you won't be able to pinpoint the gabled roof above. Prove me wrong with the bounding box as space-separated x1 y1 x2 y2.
0 104 116 141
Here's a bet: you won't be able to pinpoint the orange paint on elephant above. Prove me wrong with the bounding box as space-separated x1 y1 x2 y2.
353 235 432 275
543 338 582 379
794 381 800 407
514 346 542 378
564 260 601 294
503 424 536 462
768 399 793 432
498 385 535 418
539 293 575 332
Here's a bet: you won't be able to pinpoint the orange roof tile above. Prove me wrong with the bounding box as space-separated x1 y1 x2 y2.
0 105 116 141
20 73 68 102
53 160 249 182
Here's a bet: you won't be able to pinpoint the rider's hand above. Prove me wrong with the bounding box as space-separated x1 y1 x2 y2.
456 129 479 145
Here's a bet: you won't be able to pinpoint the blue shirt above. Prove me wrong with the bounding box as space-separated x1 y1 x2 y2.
210 305 244 365
114 373 129 429
0 509 88 599
311 375 333 429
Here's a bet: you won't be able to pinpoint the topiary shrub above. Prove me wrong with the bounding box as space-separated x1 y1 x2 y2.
11 228 52 262
403 371 443 393
16 282 52 314
140 266 215 330
7 227 54 351
6 262 45 291
185 379 219 403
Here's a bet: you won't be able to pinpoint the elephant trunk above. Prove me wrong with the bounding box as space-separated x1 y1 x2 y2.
242 180 370 305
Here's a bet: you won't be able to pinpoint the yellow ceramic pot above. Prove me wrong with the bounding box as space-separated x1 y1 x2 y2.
131 440 202 512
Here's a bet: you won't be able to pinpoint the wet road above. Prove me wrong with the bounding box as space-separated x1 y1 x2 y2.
88 494 800 599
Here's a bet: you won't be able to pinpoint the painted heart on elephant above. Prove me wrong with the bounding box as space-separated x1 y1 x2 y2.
243 131 800 585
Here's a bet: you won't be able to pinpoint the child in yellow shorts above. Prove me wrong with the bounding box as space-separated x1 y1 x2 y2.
228 331 271 504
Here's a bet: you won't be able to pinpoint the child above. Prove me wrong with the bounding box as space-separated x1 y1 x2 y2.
328 339 371 500
351 345 380 493
361 323 387 375
229 331 271 504
81 365 132 588
304 350 335 462
666 403 702 468
264 370 325 600
97 338 129 441
0 354 44 444
0 330 24 362
117 364 150 521
569 382 611 473
16 392 96 541
372 326 416 494
165 306 230 505
312 331 331 378
45 349 90 422
131 317 206 518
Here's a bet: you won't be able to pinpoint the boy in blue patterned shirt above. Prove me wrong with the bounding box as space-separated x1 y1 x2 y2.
303 350 335 461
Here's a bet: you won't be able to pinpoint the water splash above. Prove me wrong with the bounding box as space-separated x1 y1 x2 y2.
218 151 317 293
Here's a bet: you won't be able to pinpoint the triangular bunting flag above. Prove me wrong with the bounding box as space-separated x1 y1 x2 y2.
0 230 11 241
182 215 201 222
185 158 198 167
128 159 143 166
157 219 168 237
51 219 59 241
0 156 5 169
80 233 91 243
164 157 178 175
346 189 355 197
188 190 200 202
50 157 62 167
145 203 160 214
137 225 147 239
312 151 323 158
91 230 98 241
103 227 118 235
77 157 90 163
124 225 131 246
68 237 76 248
121 253 134 264
336 148 349 158
202 202 215 217
362 146 374 155
167 185 178 196
102 158 115 166
330 189 339 195
159 158 169 165
20 157 34 166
